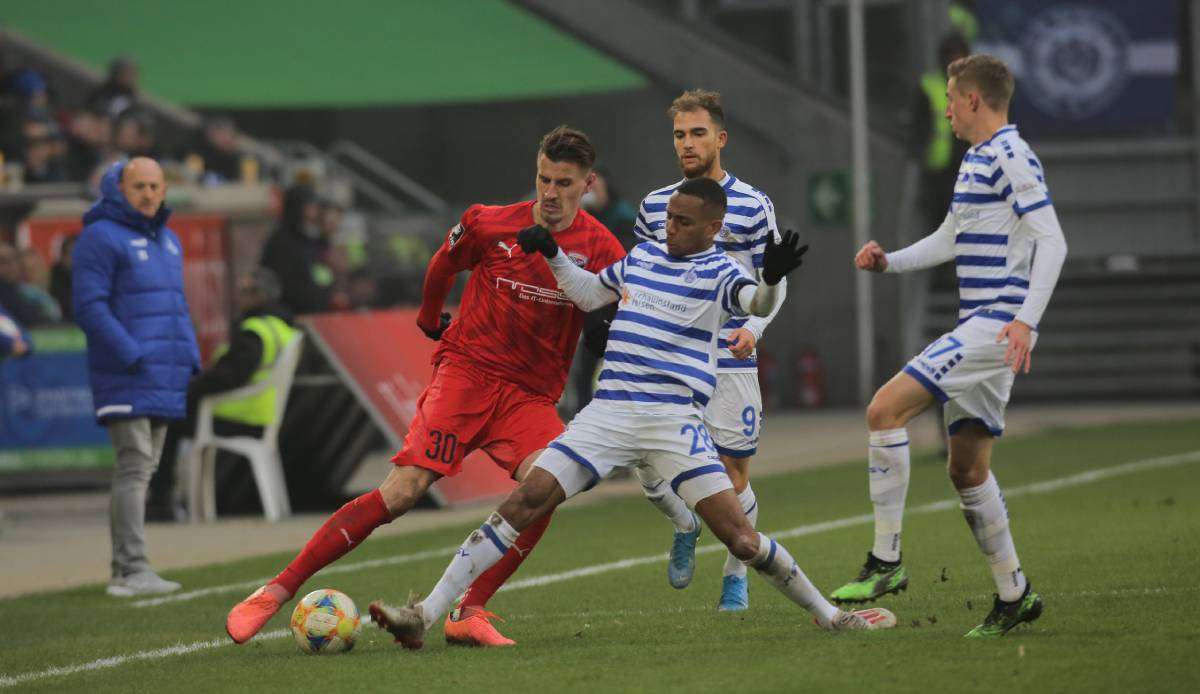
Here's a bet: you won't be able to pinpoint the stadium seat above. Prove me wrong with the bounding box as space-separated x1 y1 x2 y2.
185 334 305 522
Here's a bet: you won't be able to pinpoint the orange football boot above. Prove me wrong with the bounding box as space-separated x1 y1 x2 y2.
443 606 516 647
226 584 288 644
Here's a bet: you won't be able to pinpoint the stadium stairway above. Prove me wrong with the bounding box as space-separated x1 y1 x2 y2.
923 256 1200 401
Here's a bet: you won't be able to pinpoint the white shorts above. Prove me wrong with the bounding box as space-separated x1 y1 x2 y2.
704 371 763 458
903 316 1036 437
535 401 734 508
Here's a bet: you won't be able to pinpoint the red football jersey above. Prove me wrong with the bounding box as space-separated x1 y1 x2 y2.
432 201 626 401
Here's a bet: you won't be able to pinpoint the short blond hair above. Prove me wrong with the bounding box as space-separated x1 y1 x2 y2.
668 89 725 128
947 54 1014 111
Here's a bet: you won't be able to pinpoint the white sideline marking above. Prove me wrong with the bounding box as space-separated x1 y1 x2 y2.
4 449 1197 688
0 629 283 689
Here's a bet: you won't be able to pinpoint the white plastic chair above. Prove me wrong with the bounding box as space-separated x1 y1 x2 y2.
186 333 305 522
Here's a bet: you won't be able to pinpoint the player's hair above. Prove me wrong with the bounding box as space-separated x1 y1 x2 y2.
676 177 727 220
668 89 725 128
538 126 597 170
947 54 1014 111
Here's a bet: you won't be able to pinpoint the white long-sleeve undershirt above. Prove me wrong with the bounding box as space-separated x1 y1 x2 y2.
743 275 786 340
545 251 618 313
883 211 956 274
1012 206 1068 328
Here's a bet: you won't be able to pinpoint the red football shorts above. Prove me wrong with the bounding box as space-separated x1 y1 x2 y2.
392 359 564 478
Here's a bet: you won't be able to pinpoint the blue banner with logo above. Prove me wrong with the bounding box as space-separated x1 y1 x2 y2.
0 327 112 472
976 0 1179 137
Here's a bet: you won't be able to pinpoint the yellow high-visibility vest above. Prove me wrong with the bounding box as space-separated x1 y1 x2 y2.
920 72 953 171
213 315 298 426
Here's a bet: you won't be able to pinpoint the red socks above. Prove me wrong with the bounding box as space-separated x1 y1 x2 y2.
271 489 393 598
459 512 553 610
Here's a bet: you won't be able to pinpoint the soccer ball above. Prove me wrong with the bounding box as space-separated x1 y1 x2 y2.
290 588 361 654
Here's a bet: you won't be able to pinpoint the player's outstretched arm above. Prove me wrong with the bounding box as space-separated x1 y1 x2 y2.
518 225 618 312
867 211 957 274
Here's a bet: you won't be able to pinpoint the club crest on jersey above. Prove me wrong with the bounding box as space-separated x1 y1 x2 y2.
719 226 733 241
567 251 588 267
682 267 698 284
447 223 466 248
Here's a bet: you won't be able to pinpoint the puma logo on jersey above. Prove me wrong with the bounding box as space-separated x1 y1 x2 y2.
497 241 517 258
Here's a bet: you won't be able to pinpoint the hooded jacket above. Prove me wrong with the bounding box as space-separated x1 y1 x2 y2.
72 161 200 422
260 185 332 314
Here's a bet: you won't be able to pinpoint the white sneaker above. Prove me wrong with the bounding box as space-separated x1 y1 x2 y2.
827 607 897 631
107 570 182 597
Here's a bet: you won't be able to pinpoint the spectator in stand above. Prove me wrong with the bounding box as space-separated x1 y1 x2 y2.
17 247 62 322
0 301 32 360
0 241 57 326
1 58 50 157
49 235 77 321
73 157 200 597
112 110 159 160
89 56 138 120
20 117 68 184
189 115 245 183
65 108 112 182
582 168 638 249
260 184 336 314
148 268 299 521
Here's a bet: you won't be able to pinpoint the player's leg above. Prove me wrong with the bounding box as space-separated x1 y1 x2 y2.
944 385 1042 635
373 403 626 649
716 453 755 610
831 358 938 604
445 455 552 646
372 452 586 650
445 393 565 645
645 419 894 631
635 466 702 589
707 372 762 611
691 486 895 632
226 364 487 644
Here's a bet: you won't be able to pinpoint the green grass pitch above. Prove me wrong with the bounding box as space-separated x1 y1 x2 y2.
3 418 1198 693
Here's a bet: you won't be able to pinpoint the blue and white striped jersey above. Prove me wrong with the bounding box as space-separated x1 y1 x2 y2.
633 173 779 371
948 125 1052 326
593 241 757 413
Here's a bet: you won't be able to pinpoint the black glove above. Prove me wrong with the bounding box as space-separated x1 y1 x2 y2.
419 312 452 341
516 225 559 258
761 229 809 285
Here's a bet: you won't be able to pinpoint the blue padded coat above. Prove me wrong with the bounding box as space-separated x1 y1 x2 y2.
72 161 200 422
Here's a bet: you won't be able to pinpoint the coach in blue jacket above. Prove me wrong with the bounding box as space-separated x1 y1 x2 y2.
73 157 200 597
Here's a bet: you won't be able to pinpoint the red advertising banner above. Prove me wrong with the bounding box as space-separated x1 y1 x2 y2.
19 215 230 361
303 309 517 507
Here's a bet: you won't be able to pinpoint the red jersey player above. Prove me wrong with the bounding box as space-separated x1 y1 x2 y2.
225 126 625 647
